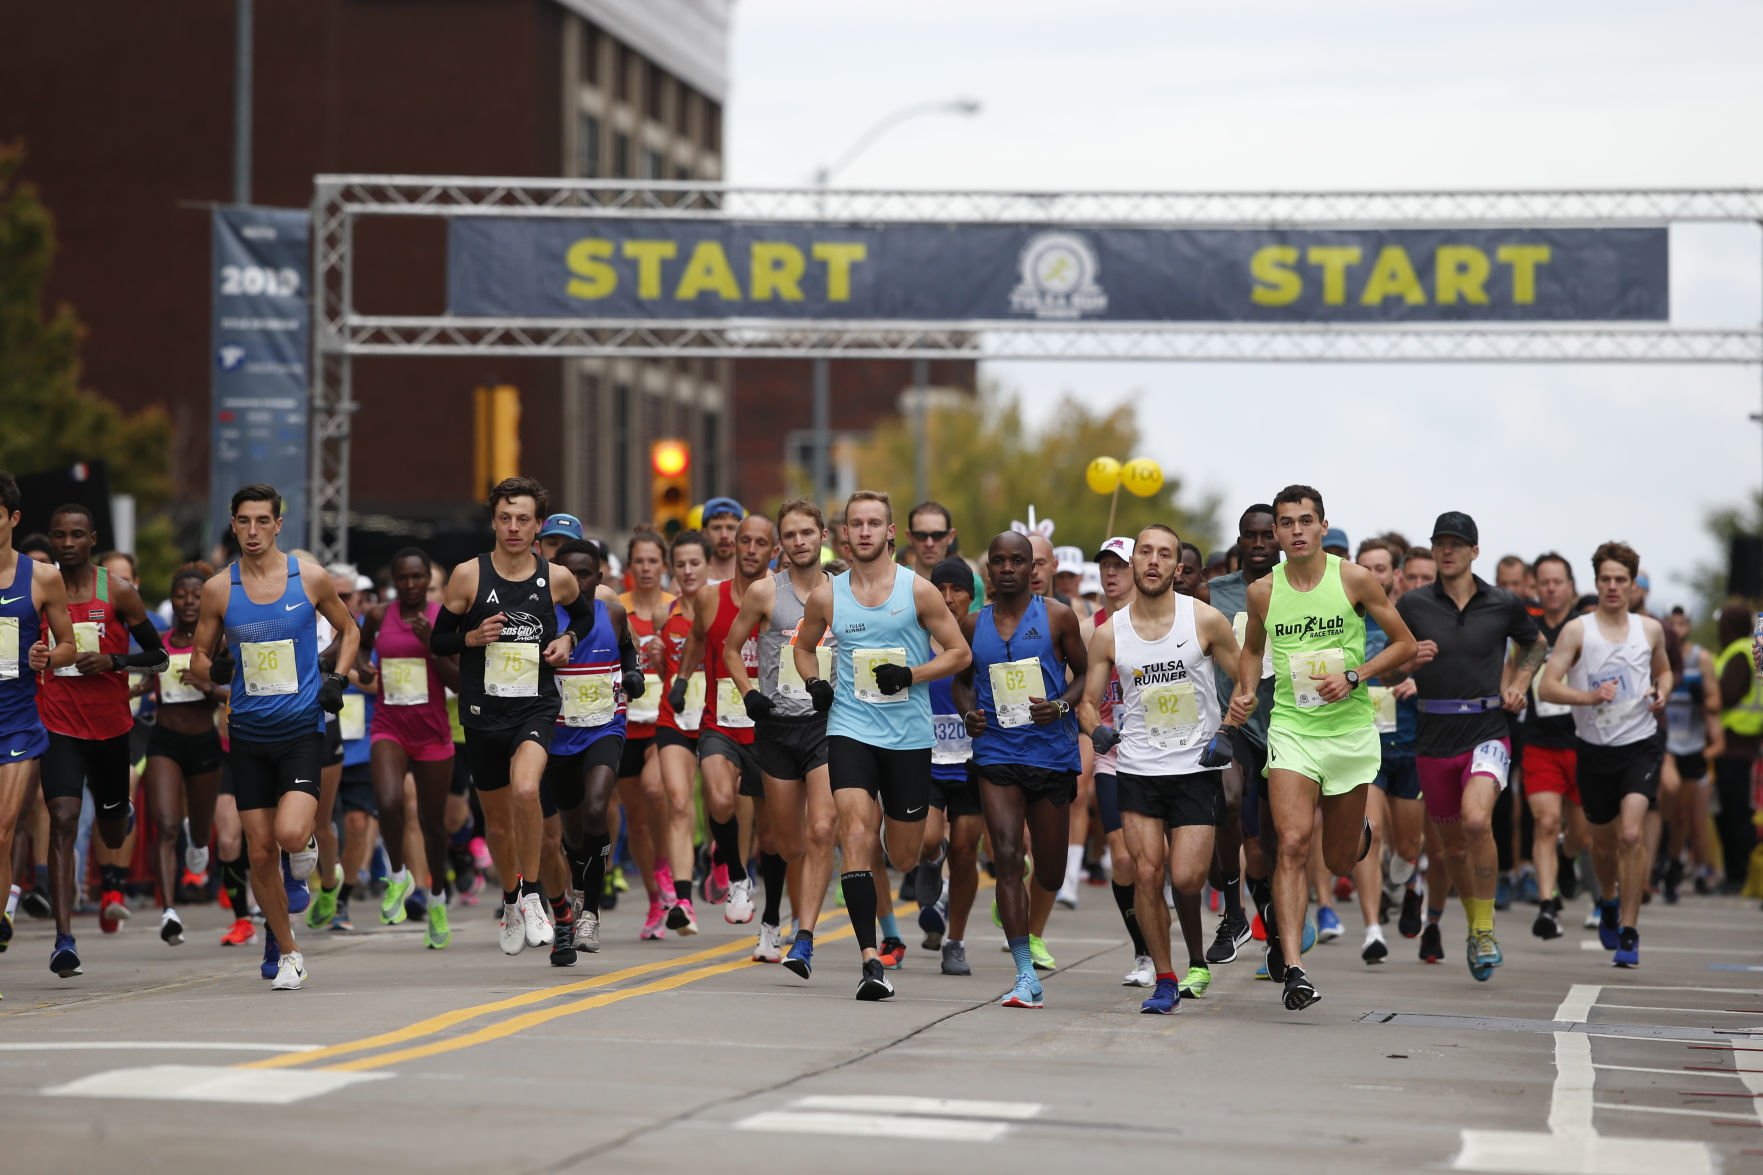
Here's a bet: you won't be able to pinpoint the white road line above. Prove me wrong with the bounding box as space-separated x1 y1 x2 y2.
1548 1030 1596 1138
0 1042 316 1054
1591 1102 1760 1121
1555 984 1602 1024
793 1095 1044 1120
43 1065 390 1105
1596 1004 1763 1016
1593 1064 1743 1078
1579 940 1763 955
735 1110 1011 1142
1614 984 1763 994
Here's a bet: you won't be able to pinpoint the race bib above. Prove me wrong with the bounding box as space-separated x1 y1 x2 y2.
853 647 909 705
1530 676 1571 719
932 712 972 765
0 616 16 679
382 657 430 707
988 657 1040 729
1234 611 1275 679
484 641 540 698
716 677 753 729
1588 668 1637 730
241 639 298 697
560 669 617 728
1666 698 1696 742
1369 685 1398 734
1142 679 1200 749
53 621 102 678
339 692 366 741
1469 738 1511 786
159 653 203 705
626 674 662 724
778 640 835 701
1289 647 1346 709
675 671 706 731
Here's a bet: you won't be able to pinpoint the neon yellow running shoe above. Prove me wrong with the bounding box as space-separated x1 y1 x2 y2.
381 870 415 925
306 865 341 929
425 898 451 950
1179 964 1211 998
1029 935 1056 972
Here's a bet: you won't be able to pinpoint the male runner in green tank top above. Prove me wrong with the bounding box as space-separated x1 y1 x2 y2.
1230 484 1416 1011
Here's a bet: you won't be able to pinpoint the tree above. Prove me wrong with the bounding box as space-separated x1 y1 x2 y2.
1684 488 1762 644
837 382 1219 561
0 142 177 592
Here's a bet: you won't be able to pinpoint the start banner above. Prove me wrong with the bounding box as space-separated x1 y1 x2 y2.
447 219 1667 323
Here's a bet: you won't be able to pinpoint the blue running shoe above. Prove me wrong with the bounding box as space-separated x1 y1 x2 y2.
917 895 946 938
1596 899 1620 950
1612 927 1639 968
261 929 281 980
1467 929 1502 982
283 856 310 916
782 935 813 980
1316 907 1343 942
1516 871 1540 905
1494 874 1512 911
1300 912 1318 954
1140 977 1180 1015
1000 974 1044 1009
50 933 81 977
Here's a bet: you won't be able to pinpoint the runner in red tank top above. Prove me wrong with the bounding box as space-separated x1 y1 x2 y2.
618 529 675 942
654 532 709 935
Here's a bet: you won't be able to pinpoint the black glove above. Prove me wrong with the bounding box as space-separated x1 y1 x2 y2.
1198 725 1236 769
873 662 913 696
622 668 646 701
317 672 347 714
668 675 689 713
1090 724 1121 755
208 643 234 685
743 690 775 722
806 677 834 713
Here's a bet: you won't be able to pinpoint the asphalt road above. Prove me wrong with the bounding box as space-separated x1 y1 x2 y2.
2 879 1759 1175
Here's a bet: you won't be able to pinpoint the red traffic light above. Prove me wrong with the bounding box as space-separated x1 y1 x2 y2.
651 439 690 478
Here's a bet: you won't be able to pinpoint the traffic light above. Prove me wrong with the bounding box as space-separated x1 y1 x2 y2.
651 438 691 538
473 384 521 496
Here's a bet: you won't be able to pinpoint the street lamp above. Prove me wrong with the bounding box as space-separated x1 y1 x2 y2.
808 97 982 510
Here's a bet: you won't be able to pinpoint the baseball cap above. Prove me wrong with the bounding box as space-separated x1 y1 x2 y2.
702 496 744 523
1430 511 1478 546
930 557 975 592
539 512 583 540
1079 561 1102 597
1054 545 1084 576
1322 527 1350 552
1635 572 1651 591
1093 536 1134 564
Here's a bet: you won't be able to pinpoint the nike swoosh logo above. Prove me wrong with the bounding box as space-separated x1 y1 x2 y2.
8 750 24 757
284 602 307 611
99 801 125 811
905 805 925 816
529 731 540 739
0 595 23 606
293 779 312 786
889 608 905 616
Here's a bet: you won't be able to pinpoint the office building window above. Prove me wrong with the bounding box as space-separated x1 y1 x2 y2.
702 410 721 498
643 148 664 180
646 66 667 124
674 87 692 136
582 25 600 84
613 383 632 528
705 99 722 153
612 132 630 179
579 113 601 178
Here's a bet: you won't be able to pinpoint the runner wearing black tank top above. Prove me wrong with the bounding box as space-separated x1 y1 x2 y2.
430 477 599 959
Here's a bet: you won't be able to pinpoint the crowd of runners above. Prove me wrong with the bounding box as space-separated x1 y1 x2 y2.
0 469 1757 1010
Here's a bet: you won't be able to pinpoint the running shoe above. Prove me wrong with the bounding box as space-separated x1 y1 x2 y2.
499 900 527 955
282 855 310 916
575 910 601 953
1419 922 1444 963
752 922 781 963
1205 913 1252 964
1467 929 1502 981
457 871 485 907
1029 935 1056 972
331 901 354 932
705 861 730 906
724 877 755 924
1140 977 1180 1015
0 909 11 953
1662 859 1682 906
308 865 341 929
1361 925 1388 964
1596 899 1620 949
912 860 943 914
100 889 129 933
879 936 907 970
1516 870 1540 905
1583 904 1602 930
1249 910 1267 941
20 889 51 920
1122 955 1155 987
1316 907 1343 942
1558 846 1580 901
221 916 257 946
549 913 577 967
425 900 451 950
50 933 82 978
519 891 554 948
1301 912 1319 954
1532 901 1562 940
855 957 894 1001
271 950 307 991
1179 965 1211 998
1494 874 1512 911
640 897 668 941
1001 973 1044 1009
380 870 414 926
160 908 185 946
783 935 814 979
941 941 970 976
917 888 948 938
468 836 492 871
1612 927 1640 968
1055 876 1079 910
289 835 319 881
1282 965 1320 1011
654 862 675 898
184 842 210 883
1398 889 1424 939
260 930 280 980
667 897 699 936
898 868 917 904
1332 875 1354 902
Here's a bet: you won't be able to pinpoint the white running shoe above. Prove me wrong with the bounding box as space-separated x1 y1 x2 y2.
725 878 755 924
752 922 781 963
1055 877 1080 910
271 950 307 990
499 901 527 955
160 907 185 946
185 843 210 879
289 836 318 881
520 892 554 947
1582 905 1601 930
1123 955 1155 987
575 910 601 953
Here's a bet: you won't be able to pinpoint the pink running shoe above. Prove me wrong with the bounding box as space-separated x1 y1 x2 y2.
469 837 492 871
640 897 668 940
666 896 699 936
707 862 730 906
655 863 676 902
457 871 486 907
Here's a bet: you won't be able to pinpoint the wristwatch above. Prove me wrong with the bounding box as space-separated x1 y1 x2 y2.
1054 699 1071 717
111 654 126 673
1344 670 1361 690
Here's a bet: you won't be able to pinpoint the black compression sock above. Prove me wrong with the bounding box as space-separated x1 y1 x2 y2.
339 882 354 904
581 833 610 916
794 928 815 945
220 854 250 918
100 865 128 892
1220 873 1243 918
674 878 693 903
759 851 787 925
1247 874 1273 917
1112 881 1151 956
523 877 544 899
841 870 878 952
502 888 520 907
707 816 748 884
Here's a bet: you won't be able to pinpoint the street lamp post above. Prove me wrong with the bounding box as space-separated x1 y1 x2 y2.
810 97 981 510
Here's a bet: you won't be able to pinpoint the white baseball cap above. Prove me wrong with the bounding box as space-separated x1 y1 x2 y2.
1093 536 1134 564
1054 545 1084 576
1079 561 1102 597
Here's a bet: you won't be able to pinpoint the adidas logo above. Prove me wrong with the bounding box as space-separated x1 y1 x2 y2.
1023 627 1043 639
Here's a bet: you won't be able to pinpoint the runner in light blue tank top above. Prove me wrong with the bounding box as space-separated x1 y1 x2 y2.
827 564 934 749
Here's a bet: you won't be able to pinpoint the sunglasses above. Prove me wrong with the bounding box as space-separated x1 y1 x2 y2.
910 529 950 542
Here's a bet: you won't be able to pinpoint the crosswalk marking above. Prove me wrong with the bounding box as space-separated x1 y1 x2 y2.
736 1095 1044 1142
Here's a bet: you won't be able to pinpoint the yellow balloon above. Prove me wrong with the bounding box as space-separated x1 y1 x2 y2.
1121 457 1164 498
1085 456 1122 495
686 503 705 530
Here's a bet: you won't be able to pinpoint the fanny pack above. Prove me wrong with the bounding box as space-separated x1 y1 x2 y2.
1416 696 1503 715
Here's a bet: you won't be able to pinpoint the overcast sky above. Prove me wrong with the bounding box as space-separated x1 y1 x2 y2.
725 0 1763 611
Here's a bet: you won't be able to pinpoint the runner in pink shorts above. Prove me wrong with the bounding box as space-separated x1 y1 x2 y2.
356 548 460 947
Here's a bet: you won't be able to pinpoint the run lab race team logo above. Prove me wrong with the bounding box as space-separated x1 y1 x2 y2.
1272 615 1347 641
1010 232 1108 320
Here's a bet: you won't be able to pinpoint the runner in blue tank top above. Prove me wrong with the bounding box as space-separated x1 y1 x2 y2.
953 532 1087 1009
792 490 971 1002
190 483 358 992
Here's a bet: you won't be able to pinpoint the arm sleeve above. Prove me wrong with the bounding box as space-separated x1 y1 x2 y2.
429 606 468 656
619 630 640 675
563 592 596 644
122 619 170 672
